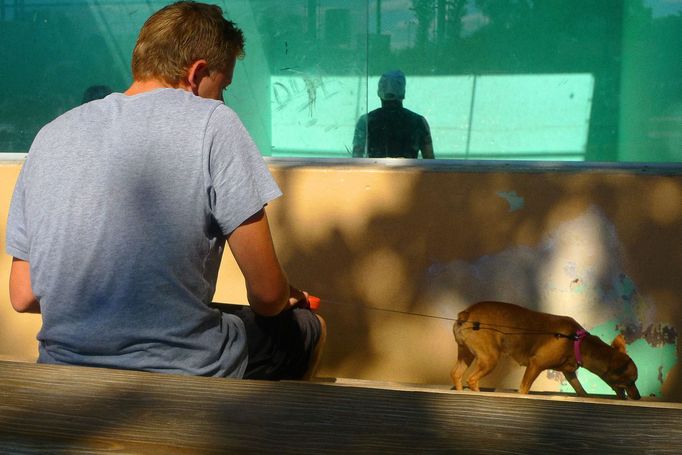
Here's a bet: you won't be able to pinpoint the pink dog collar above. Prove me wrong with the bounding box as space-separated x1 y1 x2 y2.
574 329 588 367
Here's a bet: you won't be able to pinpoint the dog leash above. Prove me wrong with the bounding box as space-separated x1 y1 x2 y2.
310 297 590 367
309 296 458 321
309 297 587 343
309 298 588 341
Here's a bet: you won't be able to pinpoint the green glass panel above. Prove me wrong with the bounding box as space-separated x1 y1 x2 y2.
0 0 680 163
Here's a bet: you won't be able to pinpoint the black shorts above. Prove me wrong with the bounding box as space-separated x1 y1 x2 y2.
215 304 322 380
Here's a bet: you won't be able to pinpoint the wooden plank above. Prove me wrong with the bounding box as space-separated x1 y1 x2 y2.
1 360 681 454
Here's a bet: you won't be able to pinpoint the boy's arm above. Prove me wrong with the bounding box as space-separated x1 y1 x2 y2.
227 208 304 316
9 258 40 313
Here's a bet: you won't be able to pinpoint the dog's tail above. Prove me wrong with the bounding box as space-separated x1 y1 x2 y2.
453 310 470 343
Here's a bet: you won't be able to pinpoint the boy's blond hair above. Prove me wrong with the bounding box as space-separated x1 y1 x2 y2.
131 1 245 86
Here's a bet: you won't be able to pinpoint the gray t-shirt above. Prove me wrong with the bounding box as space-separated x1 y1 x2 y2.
6 88 282 377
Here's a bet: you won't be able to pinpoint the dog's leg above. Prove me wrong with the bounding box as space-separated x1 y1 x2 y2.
612 387 627 400
466 352 498 392
562 371 588 397
519 361 544 394
451 343 474 390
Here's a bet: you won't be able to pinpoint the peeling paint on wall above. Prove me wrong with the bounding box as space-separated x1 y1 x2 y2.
426 206 678 397
496 191 525 212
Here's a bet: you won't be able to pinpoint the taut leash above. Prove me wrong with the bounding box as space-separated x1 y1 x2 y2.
309 296 458 321
311 297 590 367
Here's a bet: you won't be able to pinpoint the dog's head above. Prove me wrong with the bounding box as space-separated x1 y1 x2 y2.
601 335 641 400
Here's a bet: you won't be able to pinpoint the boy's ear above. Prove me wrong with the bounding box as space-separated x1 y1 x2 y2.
186 59 209 95
611 334 627 353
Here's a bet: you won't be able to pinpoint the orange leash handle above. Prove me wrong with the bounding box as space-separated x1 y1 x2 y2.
307 295 321 311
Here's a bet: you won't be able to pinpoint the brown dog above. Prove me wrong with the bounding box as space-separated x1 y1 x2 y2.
451 301 640 399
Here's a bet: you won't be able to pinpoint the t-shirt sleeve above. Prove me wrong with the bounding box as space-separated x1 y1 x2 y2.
5 161 30 260
204 105 282 236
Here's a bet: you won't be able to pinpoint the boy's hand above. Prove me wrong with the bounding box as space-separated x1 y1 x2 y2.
288 287 309 310
287 287 320 311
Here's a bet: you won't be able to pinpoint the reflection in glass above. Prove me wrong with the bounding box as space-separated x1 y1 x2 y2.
352 70 434 159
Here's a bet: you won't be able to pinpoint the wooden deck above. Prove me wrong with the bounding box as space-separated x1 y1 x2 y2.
1 360 681 454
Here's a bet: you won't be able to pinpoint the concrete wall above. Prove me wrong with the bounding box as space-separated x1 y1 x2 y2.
2 160 681 400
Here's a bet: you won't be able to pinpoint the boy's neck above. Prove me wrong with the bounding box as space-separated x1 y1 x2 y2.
125 79 186 96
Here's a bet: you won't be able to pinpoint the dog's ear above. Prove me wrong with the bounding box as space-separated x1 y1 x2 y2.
611 334 627 353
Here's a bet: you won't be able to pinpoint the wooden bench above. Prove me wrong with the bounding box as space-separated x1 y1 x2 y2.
1 360 681 453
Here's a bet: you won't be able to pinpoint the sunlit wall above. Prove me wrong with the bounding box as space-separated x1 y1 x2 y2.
0 0 680 162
